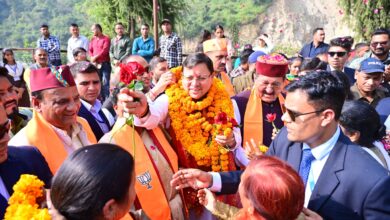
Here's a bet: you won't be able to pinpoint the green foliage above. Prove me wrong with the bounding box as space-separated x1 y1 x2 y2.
0 0 90 48
339 0 390 41
81 0 188 38
180 0 271 39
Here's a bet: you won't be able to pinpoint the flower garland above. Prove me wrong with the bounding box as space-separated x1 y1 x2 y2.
166 67 235 172
5 174 50 220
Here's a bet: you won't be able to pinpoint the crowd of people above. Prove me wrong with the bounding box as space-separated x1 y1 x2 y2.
0 18 389 220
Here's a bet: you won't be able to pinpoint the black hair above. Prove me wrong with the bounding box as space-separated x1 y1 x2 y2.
149 56 167 72
329 36 354 52
286 71 346 119
330 70 354 100
214 24 224 31
183 53 214 74
72 47 87 58
2 48 15 65
141 23 149 28
0 67 15 84
339 100 386 147
70 23 78 28
312 28 324 35
199 29 212 44
354 42 369 50
300 57 327 72
69 61 99 78
115 22 124 27
93 23 103 32
40 24 49 28
51 143 135 220
111 83 127 106
288 56 303 65
371 28 390 38
240 49 254 65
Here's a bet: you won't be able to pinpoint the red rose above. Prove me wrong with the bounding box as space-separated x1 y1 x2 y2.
215 112 228 124
230 118 238 127
266 113 277 123
119 62 145 84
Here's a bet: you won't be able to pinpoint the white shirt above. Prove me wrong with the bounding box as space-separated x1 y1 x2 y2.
303 127 340 207
67 35 89 63
3 62 24 81
80 99 114 134
134 94 245 162
0 177 10 200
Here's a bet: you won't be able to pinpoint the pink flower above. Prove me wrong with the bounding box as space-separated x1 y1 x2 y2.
234 43 240 49
374 8 379 14
363 0 369 5
338 9 344 15
279 29 283 33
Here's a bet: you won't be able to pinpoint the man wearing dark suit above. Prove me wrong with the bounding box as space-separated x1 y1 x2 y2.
70 62 113 141
0 103 52 218
171 71 390 219
327 37 356 85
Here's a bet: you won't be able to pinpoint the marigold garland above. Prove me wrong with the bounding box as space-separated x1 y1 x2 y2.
5 174 50 220
166 67 235 172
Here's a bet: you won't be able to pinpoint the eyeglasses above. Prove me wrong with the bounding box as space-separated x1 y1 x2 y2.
371 41 388 47
285 108 324 122
328 51 347 57
0 119 11 139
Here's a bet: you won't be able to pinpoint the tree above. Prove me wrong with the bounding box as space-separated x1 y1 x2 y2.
339 0 390 40
81 0 188 39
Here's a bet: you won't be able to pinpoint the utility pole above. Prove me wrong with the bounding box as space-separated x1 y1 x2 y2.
153 0 158 50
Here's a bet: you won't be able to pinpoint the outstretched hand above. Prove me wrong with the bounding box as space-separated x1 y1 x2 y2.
118 87 148 117
170 169 213 190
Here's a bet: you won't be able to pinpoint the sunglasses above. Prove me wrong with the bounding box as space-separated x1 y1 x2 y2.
371 42 388 47
0 119 11 139
328 51 347 57
285 108 324 122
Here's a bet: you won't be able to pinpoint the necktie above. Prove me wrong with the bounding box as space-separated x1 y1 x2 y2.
299 148 315 186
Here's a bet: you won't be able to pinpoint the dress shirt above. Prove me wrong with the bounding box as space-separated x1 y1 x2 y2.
159 33 182 68
67 35 89 63
51 122 90 154
80 99 110 133
132 36 155 62
110 35 132 62
299 41 329 58
37 35 61 62
302 127 340 207
0 177 10 200
89 35 111 63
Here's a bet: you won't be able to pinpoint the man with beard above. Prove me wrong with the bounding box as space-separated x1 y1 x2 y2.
70 62 114 141
299 28 330 58
232 54 287 166
9 65 97 173
203 38 235 96
351 58 389 107
0 67 28 137
146 57 175 101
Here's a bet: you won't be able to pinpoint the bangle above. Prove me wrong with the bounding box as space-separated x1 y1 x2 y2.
136 104 149 118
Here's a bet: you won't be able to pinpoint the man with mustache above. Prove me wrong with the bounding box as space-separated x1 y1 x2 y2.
203 38 235 97
24 48 51 93
232 54 287 166
70 62 114 141
0 67 28 137
351 58 389 107
0 103 52 219
9 65 97 173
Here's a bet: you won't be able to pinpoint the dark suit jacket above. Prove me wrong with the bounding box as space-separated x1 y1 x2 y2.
0 146 52 218
326 65 356 85
78 102 112 141
220 127 390 219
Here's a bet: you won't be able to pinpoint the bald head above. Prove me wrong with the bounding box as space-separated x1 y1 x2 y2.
122 55 148 69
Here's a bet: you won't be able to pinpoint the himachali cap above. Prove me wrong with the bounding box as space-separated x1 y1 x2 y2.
203 38 228 53
256 54 289 77
30 65 76 92
358 57 385 74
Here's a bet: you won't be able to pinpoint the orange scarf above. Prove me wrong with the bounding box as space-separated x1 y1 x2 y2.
220 71 235 97
111 119 177 220
25 111 96 173
243 88 285 147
